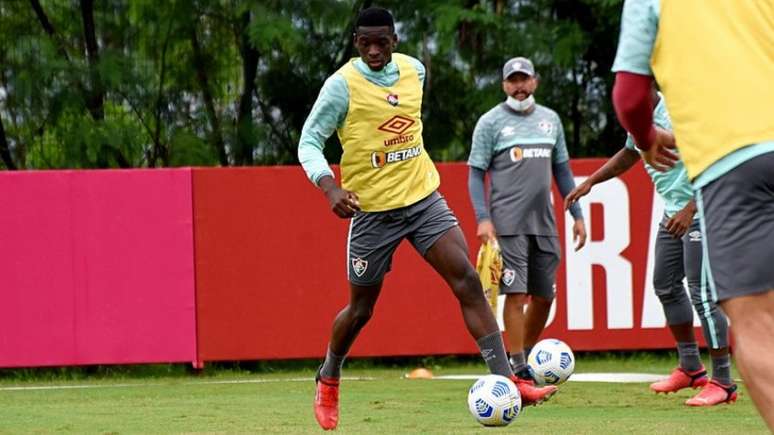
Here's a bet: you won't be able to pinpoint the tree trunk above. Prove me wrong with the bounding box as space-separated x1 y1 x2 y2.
571 66 582 151
0 116 17 170
331 0 373 73
29 0 71 62
191 23 228 166
80 0 104 121
235 10 259 166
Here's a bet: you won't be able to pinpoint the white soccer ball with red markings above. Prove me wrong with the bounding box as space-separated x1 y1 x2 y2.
528 338 575 385
467 374 521 427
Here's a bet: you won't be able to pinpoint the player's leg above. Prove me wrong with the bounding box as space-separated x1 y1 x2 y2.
523 236 561 352
315 209 399 430
504 293 529 374
423 227 556 404
497 235 530 373
649 218 707 394
682 220 735 406
405 193 509 373
696 151 774 428
720 292 774 425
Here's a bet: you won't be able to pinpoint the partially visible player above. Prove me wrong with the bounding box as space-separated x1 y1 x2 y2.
298 8 555 431
565 89 735 406
612 0 774 427
467 57 586 385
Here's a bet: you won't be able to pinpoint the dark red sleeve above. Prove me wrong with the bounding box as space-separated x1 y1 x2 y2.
612 72 657 150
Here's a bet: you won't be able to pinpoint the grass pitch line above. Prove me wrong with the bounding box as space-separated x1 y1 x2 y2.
0 376 375 392
427 373 667 383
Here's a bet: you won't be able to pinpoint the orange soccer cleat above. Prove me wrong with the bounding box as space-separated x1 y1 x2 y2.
510 375 558 406
685 380 738 406
314 369 340 430
650 366 708 394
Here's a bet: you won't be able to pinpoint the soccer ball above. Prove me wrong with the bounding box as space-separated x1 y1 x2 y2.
528 338 575 385
467 374 521 427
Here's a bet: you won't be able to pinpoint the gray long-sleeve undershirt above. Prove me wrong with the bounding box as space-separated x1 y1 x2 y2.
467 162 583 224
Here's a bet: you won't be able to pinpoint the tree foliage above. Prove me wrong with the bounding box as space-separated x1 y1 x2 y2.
0 0 625 170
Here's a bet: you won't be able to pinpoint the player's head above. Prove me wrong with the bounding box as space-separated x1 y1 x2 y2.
502 57 538 100
354 7 397 71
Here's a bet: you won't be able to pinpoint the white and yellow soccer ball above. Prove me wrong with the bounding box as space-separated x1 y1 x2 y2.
467 374 521 427
528 338 575 385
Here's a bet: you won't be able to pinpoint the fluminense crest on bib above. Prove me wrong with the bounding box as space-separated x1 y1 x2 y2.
351 257 368 277
386 93 399 106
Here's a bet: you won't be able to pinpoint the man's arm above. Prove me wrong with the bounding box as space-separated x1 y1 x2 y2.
297 75 349 186
612 72 656 150
467 114 495 242
564 147 640 211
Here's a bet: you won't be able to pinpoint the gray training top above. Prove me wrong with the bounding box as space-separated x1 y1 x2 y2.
468 103 569 236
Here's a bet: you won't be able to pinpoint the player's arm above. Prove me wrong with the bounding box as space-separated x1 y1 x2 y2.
467 115 495 242
611 0 677 171
297 75 360 218
564 147 640 211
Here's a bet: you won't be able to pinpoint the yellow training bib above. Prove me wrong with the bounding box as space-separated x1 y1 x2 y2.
652 0 774 179
336 53 439 211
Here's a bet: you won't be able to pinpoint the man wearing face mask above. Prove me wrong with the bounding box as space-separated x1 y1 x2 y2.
467 57 587 383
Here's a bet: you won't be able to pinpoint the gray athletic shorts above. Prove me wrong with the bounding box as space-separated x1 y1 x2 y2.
497 235 560 299
697 151 774 301
347 191 459 285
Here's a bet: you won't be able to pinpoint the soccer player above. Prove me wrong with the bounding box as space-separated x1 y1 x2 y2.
612 0 774 427
467 57 587 384
564 89 735 406
298 8 556 431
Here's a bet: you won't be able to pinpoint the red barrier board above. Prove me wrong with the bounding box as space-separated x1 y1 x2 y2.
0 170 198 367
193 161 705 362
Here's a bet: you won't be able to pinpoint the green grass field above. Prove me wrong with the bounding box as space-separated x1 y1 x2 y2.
0 354 767 434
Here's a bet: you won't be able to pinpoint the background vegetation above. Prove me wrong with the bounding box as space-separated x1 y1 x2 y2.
0 0 625 170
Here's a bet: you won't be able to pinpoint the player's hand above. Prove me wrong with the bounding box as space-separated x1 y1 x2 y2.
665 201 696 238
572 218 587 251
319 178 360 218
564 181 592 211
477 220 496 243
640 127 678 172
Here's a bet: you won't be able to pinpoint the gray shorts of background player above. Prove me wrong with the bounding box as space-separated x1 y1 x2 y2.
496 235 560 300
695 151 774 302
346 191 459 285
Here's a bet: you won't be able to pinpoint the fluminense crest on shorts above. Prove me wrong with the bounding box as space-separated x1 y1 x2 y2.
502 268 515 286
351 257 368 277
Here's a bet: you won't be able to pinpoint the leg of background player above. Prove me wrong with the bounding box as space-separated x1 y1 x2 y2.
504 293 529 368
721 291 774 430
523 295 552 349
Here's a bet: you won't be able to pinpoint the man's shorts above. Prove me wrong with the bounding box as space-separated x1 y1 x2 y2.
697 151 774 301
497 234 560 300
347 191 459 285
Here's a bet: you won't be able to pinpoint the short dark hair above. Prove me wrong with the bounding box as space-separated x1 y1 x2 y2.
355 7 394 30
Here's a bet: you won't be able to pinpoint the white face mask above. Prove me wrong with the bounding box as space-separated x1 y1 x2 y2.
505 94 535 112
